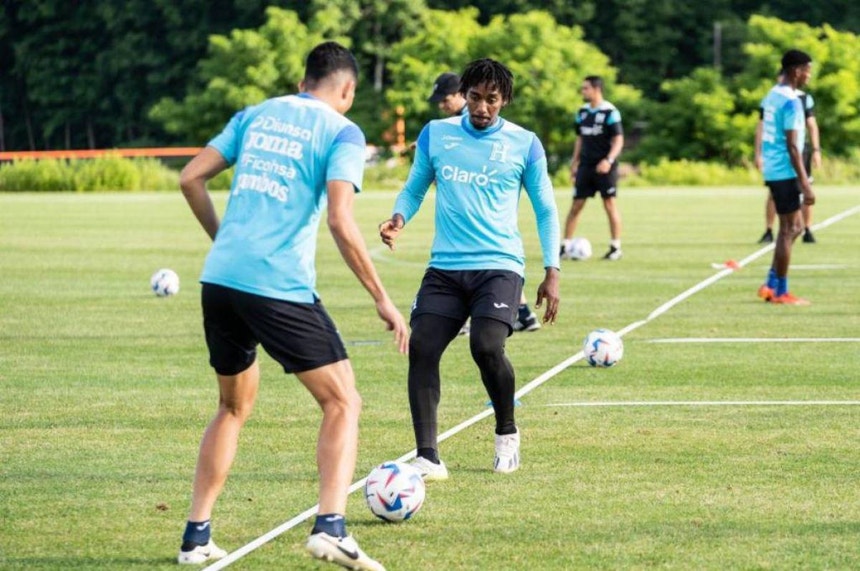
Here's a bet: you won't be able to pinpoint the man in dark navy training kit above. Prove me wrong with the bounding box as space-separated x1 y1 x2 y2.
756 49 816 306
562 75 624 261
379 58 561 481
177 41 407 571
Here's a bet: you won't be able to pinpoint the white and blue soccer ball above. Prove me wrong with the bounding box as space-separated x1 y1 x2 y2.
583 328 624 367
364 461 425 522
150 268 180 297
562 237 592 260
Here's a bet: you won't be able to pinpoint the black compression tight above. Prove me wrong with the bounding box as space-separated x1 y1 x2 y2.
408 314 516 453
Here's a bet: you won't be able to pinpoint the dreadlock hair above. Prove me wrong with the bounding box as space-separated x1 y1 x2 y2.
459 58 514 103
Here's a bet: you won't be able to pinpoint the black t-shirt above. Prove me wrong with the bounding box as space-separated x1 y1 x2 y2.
575 102 623 166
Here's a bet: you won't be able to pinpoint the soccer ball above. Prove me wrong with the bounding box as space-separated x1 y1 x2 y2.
562 237 592 260
582 328 624 367
150 268 180 297
364 461 425 522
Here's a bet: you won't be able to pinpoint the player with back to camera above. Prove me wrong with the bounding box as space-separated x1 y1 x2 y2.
755 71 821 244
756 49 816 305
561 75 624 261
379 58 561 481
177 41 408 571
427 72 542 335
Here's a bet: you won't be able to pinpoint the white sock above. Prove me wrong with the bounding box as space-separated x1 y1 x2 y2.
610 239 621 249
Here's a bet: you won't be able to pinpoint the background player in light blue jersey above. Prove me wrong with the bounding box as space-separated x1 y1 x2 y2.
755 72 822 244
757 49 815 306
379 59 561 480
177 41 407 571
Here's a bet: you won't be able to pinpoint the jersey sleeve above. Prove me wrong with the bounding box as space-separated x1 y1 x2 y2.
607 109 623 136
782 99 802 131
326 123 366 193
523 135 561 269
393 124 435 223
207 109 247 166
804 93 815 118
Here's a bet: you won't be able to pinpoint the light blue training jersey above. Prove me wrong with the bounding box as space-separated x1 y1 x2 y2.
761 84 806 181
393 115 560 275
202 93 366 302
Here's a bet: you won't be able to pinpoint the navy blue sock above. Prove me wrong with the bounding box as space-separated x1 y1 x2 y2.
776 276 788 296
517 304 530 321
182 520 211 547
312 513 347 538
767 267 778 290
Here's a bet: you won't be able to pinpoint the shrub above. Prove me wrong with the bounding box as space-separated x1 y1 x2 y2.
625 159 761 187
0 159 73 191
137 158 180 190
73 156 141 191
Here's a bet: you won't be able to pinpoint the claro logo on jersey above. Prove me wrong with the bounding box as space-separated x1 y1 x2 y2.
439 164 499 187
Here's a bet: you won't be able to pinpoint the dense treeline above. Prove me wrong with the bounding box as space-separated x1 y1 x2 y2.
2 0 859 165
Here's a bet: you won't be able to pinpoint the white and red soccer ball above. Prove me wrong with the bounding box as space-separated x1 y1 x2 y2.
364 461 425 522
583 328 624 367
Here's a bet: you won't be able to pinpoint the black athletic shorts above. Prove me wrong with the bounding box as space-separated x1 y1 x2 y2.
201 283 347 375
574 164 619 199
410 268 523 332
766 178 802 215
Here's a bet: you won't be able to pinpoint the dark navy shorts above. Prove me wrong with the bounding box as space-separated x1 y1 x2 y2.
410 268 523 332
201 283 347 375
574 164 619 199
766 178 802 215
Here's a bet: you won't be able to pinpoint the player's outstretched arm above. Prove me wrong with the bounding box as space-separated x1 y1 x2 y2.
328 181 409 354
535 267 561 325
179 147 227 241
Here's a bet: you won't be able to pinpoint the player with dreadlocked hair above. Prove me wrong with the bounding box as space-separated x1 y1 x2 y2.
458 58 514 106
379 58 561 480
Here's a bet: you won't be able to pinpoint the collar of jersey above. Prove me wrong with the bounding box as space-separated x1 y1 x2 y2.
297 92 319 101
460 114 504 139
583 101 609 113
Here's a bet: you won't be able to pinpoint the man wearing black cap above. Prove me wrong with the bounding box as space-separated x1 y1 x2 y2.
428 72 467 116
756 49 815 306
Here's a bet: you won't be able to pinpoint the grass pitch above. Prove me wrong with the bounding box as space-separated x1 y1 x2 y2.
1 186 859 570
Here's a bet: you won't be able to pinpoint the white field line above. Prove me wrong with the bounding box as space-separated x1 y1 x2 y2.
544 400 860 408
648 337 860 343
203 202 860 571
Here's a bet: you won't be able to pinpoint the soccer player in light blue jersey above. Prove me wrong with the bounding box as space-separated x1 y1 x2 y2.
177 41 407 571
427 71 540 335
379 59 561 480
757 49 815 306
755 72 822 244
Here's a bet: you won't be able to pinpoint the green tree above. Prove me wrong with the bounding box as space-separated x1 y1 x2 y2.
385 8 483 135
633 68 756 165
386 9 641 164
737 15 860 157
149 7 325 144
